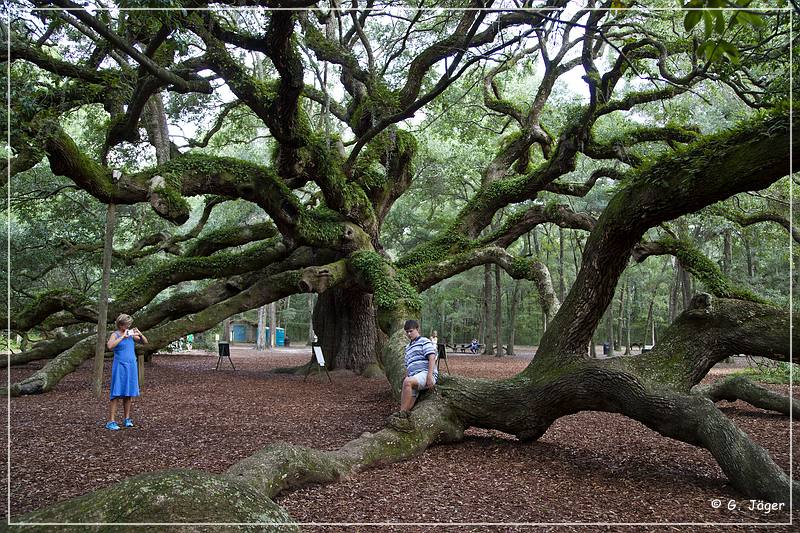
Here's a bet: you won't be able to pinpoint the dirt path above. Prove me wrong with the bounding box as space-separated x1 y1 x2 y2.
1 348 796 529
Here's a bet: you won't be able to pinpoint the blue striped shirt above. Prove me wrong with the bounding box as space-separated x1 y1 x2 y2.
405 336 437 377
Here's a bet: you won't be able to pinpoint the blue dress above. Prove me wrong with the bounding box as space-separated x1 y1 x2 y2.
110 332 140 399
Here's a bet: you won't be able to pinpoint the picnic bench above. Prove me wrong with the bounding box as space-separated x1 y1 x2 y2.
446 343 483 353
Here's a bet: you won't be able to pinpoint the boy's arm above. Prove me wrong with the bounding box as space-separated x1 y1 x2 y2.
426 353 436 387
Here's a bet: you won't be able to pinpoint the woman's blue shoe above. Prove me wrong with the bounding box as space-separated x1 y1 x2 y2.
122 418 134 428
105 421 120 431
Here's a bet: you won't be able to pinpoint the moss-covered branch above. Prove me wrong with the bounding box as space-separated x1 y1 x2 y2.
632 238 768 303
1 332 91 369
8 289 95 332
348 251 421 334
481 203 595 249
718 208 800 244
544 167 627 196
610 295 794 391
17 468 297 527
583 124 700 167
692 374 799 417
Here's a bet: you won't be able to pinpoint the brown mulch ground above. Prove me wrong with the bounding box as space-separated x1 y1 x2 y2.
1 347 797 531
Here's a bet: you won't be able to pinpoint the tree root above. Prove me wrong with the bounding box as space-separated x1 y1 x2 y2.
692 374 799 417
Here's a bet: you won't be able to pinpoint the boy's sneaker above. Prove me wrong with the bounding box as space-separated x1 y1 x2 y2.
122 418 134 428
387 411 414 432
105 421 120 431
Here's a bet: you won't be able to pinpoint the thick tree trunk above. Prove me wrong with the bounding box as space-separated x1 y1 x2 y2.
312 288 379 374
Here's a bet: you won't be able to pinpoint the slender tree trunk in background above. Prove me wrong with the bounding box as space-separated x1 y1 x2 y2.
643 298 654 348
558 226 565 302
269 302 277 348
679 261 692 311
589 337 597 358
143 94 171 165
222 318 231 342
669 262 680 322
92 203 116 398
282 296 290 330
482 264 494 355
440 302 446 342
605 307 614 356
507 280 520 356
494 265 502 357
616 281 626 352
256 305 266 351
651 316 657 346
722 229 732 276
450 309 455 347
624 282 632 355
742 230 755 278
532 230 547 339
307 293 315 345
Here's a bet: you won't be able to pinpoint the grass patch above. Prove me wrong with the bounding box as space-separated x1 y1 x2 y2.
732 361 800 385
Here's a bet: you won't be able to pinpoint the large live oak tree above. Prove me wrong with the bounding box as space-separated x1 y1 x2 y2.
5 0 798 524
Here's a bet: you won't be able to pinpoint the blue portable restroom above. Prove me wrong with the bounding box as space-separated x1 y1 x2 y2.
266 327 285 346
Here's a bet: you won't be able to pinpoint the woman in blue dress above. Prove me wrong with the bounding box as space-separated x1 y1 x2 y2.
105 314 148 430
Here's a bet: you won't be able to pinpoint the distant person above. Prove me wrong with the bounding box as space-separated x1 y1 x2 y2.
430 330 438 346
469 338 479 354
186 333 194 350
105 314 148 431
388 320 437 431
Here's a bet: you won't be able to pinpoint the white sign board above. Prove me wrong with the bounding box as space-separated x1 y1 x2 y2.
312 346 325 367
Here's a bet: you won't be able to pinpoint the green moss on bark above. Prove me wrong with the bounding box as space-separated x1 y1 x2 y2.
349 251 421 333
17 469 297 530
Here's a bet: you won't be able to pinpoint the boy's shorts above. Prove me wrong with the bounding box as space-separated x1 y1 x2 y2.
409 371 437 397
